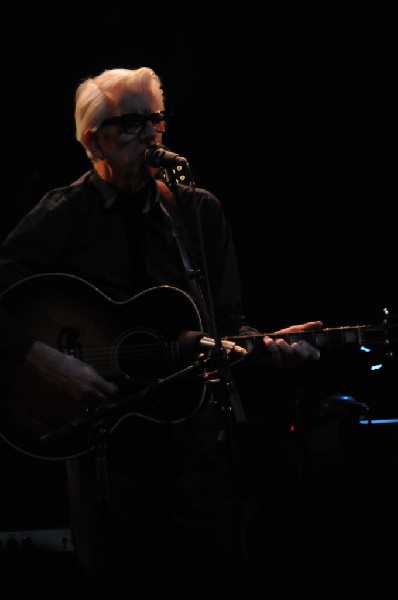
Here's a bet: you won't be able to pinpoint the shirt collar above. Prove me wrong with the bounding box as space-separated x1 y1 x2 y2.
90 170 160 212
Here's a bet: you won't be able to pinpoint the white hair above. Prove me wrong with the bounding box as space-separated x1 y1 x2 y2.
75 67 164 159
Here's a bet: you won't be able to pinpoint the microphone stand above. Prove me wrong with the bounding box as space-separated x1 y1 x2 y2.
163 158 251 576
39 358 209 447
164 159 246 424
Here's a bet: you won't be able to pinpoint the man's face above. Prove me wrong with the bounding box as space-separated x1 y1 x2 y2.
93 90 166 183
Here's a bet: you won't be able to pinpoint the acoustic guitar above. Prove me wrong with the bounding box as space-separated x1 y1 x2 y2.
0 273 394 460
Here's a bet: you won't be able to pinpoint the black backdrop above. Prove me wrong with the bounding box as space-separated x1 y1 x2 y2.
1 11 396 547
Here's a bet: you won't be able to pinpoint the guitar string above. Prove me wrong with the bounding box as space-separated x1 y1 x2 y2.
63 324 380 370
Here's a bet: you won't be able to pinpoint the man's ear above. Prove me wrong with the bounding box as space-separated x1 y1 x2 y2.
84 129 104 159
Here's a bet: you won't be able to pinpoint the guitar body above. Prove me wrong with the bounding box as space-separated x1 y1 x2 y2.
0 273 205 459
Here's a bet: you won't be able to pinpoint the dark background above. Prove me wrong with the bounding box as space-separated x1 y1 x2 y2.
1 10 396 588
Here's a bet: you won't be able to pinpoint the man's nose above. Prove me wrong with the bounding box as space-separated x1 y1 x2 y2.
140 121 163 142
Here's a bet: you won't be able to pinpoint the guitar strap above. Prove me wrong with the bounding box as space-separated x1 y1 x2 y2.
155 183 247 423
156 180 210 330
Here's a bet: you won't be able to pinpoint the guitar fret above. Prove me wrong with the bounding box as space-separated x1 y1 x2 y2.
314 328 361 348
284 327 364 349
314 332 330 347
344 328 361 345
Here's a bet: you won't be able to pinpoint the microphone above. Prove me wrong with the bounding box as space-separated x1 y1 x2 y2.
179 331 246 363
145 144 188 168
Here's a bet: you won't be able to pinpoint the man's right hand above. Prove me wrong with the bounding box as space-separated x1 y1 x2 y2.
25 340 119 405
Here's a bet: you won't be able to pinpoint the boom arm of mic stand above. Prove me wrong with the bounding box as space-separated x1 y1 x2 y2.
39 358 209 445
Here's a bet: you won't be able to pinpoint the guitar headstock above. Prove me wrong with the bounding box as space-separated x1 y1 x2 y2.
377 307 398 358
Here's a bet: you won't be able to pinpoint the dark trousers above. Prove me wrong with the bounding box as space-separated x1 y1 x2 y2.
66 404 253 598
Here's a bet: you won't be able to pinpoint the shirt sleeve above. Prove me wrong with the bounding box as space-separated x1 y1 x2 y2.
0 188 73 362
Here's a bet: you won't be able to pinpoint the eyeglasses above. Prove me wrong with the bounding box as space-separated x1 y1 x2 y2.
98 112 167 135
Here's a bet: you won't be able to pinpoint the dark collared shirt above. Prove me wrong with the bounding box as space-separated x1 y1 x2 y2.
0 170 252 363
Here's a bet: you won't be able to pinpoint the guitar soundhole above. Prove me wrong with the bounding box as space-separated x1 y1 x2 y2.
115 328 170 384
58 326 83 359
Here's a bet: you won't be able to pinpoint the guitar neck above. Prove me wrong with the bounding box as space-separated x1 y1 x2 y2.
272 325 370 349
227 324 388 350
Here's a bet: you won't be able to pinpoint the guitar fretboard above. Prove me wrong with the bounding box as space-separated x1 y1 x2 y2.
226 324 388 350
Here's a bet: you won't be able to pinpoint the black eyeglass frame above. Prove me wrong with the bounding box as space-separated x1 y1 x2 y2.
98 112 168 134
